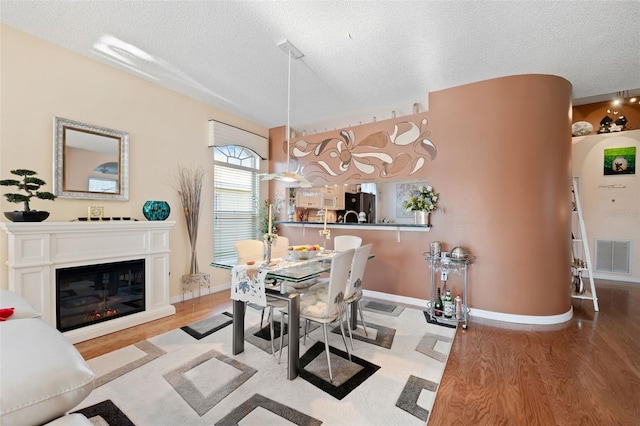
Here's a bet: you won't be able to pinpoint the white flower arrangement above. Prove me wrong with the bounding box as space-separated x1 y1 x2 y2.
263 233 278 244
319 228 331 239
402 185 439 212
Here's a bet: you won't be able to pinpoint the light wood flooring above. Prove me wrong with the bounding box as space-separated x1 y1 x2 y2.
75 279 640 425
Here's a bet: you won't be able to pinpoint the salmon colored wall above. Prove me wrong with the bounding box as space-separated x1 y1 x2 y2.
273 74 573 319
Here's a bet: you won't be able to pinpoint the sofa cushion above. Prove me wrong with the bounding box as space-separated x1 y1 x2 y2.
0 318 95 426
0 290 41 319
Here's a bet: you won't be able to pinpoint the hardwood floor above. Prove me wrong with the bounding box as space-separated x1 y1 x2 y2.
430 279 640 425
75 279 640 425
75 290 233 360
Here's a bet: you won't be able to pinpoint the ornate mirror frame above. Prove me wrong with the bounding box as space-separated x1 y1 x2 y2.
53 117 129 200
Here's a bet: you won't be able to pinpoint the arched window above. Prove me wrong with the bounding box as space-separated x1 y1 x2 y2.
213 145 261 261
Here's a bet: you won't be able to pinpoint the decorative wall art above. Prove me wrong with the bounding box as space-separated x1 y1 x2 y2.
604 147 636 175
288 113 437 185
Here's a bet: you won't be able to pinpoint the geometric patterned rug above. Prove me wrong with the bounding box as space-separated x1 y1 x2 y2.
73 302 456 425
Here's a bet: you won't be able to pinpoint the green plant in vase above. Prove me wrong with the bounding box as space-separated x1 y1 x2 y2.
1 169 56 222
258 199 283 237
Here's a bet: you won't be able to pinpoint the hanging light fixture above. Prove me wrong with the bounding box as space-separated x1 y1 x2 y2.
261 39 312 187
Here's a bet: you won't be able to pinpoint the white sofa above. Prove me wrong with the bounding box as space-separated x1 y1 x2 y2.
0 290 95 426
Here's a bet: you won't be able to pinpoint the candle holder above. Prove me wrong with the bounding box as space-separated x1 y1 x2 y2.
318 228 331 250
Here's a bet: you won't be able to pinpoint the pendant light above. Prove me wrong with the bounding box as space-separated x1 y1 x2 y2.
261 40 312 187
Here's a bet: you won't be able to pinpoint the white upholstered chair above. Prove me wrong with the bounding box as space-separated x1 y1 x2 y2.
279 249 355 383
334 235 362 251
234 240 287 355
343 243 373 342
271 236 290 259
304 244 372 347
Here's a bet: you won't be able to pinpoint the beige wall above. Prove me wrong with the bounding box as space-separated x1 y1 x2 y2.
0 25 267 297
572 130 640 282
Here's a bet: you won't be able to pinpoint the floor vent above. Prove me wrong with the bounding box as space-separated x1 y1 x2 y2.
595 239 631 274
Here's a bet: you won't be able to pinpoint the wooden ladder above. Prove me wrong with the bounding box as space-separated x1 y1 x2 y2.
571 177 599 311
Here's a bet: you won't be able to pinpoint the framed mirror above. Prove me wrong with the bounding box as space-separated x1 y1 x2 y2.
53 117 129 200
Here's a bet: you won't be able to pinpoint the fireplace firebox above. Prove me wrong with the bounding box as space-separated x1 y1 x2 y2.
56 259 145 332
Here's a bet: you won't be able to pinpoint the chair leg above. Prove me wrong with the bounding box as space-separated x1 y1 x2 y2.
338 315 352 361
357 301 369 337
344 309 354 350
260 308 266 329
268 307 277 355
322 324 333 383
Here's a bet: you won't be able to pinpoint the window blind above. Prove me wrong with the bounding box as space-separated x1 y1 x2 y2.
213 164 259 261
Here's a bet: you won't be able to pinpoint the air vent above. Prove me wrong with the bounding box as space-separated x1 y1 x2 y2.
595 239 631 274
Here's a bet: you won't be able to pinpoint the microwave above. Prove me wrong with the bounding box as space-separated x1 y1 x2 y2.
321 196 338 209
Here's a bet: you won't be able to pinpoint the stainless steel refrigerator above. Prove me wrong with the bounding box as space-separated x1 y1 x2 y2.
343 192 376 223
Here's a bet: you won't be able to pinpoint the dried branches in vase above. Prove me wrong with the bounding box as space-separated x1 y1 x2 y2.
176 165 206 275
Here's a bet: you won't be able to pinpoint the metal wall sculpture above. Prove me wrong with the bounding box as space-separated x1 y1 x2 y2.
288 113 437 185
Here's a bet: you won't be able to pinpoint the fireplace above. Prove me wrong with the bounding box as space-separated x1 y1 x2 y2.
56 259 146 332
1 221 175 343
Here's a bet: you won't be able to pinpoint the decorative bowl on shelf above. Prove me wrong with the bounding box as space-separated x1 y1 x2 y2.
287 245 321 260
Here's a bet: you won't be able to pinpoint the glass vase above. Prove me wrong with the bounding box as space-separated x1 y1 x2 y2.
142 200 170 221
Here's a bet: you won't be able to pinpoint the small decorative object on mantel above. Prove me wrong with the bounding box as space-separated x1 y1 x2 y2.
142 200 170 221
402 184 439 226
1 169 56 222
176 165 210 301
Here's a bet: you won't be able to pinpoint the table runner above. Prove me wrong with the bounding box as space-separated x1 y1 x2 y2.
230 253 335 307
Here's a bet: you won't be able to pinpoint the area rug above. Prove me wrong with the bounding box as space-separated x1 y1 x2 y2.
74 302 456 425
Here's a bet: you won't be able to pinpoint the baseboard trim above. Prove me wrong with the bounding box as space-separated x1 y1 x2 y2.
363 290 574 325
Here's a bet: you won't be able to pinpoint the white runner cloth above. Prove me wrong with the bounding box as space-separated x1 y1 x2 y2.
230 252 336 307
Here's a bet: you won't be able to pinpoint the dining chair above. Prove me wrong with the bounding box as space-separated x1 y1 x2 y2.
343 243 372 343
234 240 287 356
271 236 290 259
303 244 372 347
279 249 355 383
334 235 362 252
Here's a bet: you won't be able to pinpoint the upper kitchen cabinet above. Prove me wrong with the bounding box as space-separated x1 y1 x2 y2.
295 188 322 208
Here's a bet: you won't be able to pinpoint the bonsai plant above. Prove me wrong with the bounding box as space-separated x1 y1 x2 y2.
1 168 56 222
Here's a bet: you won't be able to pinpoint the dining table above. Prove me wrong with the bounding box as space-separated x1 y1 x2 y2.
211 250 337 380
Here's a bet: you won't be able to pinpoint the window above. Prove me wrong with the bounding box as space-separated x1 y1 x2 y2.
213 145 260 261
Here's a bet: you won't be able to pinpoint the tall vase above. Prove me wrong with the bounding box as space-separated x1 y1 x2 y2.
265 241 272 264
415 210 430 226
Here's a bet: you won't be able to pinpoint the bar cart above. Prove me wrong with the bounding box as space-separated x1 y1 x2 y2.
423 253 475 329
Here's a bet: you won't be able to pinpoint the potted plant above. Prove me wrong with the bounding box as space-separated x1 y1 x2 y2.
402 185 439 225
1 169 56 222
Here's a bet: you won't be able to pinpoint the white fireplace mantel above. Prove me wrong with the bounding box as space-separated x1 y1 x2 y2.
1 221 176 343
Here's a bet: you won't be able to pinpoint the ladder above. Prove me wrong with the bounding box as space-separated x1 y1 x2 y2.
571 177 599 311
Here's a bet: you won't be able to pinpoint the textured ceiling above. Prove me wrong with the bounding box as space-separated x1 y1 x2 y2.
1 1 639 133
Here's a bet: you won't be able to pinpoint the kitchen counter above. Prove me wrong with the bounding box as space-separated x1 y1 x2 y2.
276 221 430 232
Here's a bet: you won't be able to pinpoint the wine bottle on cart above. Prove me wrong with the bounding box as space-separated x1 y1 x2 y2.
434 287 443 317
443 288 454 319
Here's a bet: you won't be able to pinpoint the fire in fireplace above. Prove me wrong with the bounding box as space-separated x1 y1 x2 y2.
56 259 145 332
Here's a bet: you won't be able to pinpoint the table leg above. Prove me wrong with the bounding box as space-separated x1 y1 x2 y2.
232 300 246 355
349 302 357 330
286 293 300 380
